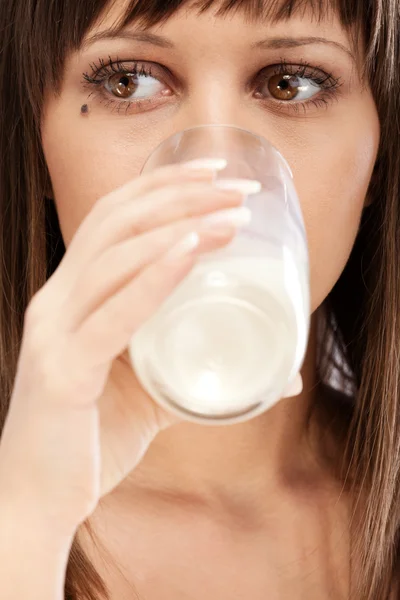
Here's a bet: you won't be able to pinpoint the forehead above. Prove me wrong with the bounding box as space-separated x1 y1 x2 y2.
83 0 356 63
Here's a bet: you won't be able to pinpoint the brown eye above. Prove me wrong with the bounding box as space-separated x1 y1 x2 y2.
267 74 301 101
108 73 138 99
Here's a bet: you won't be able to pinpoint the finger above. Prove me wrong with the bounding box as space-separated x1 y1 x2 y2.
106 177 260 241
69 233 201 371
48 183 243 312
281 373 303 398
103 158 228 208
62 184 244 275
51 164 219 278
64 206 250 330
75 161 222 236
96 181 248 243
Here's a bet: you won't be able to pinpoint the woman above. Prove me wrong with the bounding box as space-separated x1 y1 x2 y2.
0 0 399 597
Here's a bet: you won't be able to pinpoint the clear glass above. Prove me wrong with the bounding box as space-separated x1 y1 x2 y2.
128 124 310 425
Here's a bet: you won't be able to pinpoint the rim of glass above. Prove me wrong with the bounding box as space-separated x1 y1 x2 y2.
140 123 293 178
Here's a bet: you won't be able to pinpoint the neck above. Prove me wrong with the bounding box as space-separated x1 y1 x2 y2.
116 313 323 504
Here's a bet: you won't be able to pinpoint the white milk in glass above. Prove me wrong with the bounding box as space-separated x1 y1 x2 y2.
129 245 309 420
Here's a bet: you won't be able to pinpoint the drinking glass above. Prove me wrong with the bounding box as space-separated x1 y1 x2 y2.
128 124 310 425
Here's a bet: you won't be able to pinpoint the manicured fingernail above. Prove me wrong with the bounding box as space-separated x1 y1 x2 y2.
182 158 228 171
282 373 303 398
214 178 262 195
163 232 200 263
201 206 252 229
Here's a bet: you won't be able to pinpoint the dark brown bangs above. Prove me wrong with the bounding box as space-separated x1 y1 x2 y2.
116 0 353 29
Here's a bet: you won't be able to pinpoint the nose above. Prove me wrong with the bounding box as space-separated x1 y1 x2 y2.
177 124 251 163
171 75 263 163
177 71 256 133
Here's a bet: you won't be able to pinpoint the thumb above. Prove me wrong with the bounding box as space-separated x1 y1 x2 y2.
281 372 303 398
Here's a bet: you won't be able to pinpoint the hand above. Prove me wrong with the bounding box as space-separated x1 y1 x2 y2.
0 161 248 536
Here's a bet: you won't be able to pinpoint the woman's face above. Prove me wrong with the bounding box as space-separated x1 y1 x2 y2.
41 0 380 313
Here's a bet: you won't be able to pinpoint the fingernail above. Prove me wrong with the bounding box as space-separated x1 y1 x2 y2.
182 158 228 171
282 373 303 398
214 178 262 195
163 232 200 263
201 206 252 230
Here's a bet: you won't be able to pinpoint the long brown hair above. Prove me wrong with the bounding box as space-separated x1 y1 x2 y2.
0 0 399 598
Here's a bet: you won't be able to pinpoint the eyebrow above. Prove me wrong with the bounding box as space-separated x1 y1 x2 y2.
82 31 355 63
252 36 355 62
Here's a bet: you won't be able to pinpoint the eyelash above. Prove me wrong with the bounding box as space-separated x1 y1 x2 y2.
82 55 343 116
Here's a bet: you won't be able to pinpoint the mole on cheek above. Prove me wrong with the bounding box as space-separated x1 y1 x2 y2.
80 104 89 115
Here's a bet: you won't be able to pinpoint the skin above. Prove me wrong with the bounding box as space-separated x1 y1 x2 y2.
40 0 380 597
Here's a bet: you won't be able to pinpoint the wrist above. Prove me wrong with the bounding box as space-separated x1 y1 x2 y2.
0 487 77 550
0 501 74 600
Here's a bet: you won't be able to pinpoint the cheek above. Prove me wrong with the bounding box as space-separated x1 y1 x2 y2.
282 103 380 313
41 98 167 247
